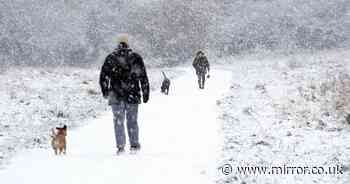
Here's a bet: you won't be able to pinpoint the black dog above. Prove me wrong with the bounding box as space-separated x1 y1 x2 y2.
161 71 170 95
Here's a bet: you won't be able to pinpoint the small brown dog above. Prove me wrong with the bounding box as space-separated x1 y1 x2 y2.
50 125 67 155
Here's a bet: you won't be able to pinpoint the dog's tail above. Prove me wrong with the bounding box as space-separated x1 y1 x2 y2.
162 71 168 79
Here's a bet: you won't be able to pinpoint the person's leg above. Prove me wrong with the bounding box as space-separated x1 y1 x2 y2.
111 103 126 149
201 72 206 89
126 103 140 149
197 73 202 89
161 84 165 93
195 69 201 89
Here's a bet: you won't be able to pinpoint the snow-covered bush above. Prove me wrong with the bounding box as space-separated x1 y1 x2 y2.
275 50 350 129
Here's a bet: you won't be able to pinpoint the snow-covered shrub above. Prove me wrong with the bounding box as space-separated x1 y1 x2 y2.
277 50 350 129
326 71 350 121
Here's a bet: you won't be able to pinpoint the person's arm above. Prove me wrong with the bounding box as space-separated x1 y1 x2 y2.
192 56 198 68
135 54 150 103
99 55 113 98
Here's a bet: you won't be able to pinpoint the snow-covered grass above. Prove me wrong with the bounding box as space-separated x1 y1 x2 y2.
0 65 185 167
216 49 350 184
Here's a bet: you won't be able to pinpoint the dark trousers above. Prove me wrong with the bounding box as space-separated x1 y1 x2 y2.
196 71 206 89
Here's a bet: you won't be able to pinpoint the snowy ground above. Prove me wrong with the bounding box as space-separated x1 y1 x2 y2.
217 50 350 184
0 68 232 184
0 66 184 166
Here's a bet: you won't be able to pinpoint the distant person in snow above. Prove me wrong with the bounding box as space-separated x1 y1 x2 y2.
99 35 150 155
192 50 210 89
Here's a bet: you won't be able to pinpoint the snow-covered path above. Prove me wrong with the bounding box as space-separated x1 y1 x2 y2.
0 69 232 184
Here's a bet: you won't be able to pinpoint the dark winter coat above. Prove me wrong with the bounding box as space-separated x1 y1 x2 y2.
99 48 150 104
192 55 210 75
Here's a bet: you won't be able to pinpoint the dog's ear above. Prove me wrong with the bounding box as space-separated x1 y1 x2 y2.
51 128 56 136
62 125 67 136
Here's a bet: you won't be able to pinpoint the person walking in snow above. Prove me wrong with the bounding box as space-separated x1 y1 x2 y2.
192 50 210 89
99 35 150 155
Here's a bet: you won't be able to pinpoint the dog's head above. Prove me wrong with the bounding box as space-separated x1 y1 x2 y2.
55 125 67 137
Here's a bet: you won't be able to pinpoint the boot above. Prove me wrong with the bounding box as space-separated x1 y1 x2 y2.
116 146 125 155
130 144 141 154
130 144 141 151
